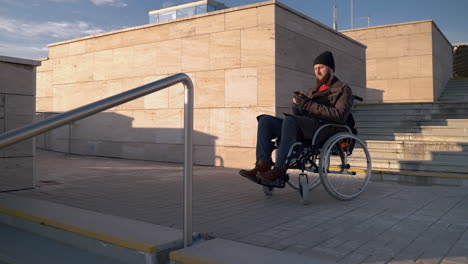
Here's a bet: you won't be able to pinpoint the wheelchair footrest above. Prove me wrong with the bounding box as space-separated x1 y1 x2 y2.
258 174 289 189
258 179 286 188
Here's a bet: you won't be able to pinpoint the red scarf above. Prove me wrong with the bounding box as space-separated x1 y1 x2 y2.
318 84 330 92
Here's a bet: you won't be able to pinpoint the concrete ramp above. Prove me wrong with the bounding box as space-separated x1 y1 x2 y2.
0 194 184 264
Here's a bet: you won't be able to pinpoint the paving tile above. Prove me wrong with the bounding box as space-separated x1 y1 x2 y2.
338 252 370 264
10 150 468 264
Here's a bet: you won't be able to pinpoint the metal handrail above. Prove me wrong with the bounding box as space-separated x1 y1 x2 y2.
0 73 194 247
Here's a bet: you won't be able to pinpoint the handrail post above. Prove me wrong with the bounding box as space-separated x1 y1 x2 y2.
183 78 193 247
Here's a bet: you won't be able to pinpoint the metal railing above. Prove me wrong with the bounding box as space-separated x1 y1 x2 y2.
0 73 194 247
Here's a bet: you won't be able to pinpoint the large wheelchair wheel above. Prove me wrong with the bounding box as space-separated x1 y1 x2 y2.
319 132 372 201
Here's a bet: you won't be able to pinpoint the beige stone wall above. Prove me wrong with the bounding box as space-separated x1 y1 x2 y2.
275 3 366 111
36 1 277 168
342 20 452 103
0 56 40 191
36 1 366 168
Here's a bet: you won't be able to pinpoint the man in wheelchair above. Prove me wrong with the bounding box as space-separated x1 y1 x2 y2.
239 51 354 186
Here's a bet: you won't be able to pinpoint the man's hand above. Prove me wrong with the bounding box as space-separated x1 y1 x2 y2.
292 91 309 115
292 102 303 115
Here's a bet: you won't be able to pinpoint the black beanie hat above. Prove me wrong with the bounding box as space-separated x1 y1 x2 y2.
314 51 335 71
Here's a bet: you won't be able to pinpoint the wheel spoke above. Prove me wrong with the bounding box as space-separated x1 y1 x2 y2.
319 133 372 201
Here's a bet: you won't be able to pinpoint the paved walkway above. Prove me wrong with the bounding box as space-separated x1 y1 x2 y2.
10 150 468 264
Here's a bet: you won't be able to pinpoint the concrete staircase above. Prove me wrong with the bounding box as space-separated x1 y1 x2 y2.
439 79 468 101
354 79 468 184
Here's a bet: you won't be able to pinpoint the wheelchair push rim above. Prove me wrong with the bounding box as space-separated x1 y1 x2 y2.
319 132 372 201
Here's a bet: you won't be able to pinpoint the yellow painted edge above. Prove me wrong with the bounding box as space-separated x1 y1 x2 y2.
328 167 468 180
0 206 157 253
169 251 223 264
329 168 367 173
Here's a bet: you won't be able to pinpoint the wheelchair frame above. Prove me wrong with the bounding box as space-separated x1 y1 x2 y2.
260 123 372 204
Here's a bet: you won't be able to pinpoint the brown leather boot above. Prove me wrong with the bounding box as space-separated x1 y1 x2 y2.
256 165 284 184
239 160 272 183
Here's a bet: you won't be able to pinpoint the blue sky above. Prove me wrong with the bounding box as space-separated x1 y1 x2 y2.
1 0 467 59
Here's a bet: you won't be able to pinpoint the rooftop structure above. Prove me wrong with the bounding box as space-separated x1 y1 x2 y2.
148 0 228 24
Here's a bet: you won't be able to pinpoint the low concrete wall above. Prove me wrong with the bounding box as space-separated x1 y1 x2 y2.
0 56 40 191
342 20 452 103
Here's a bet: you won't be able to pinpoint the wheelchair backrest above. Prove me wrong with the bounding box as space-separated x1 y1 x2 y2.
346 113 358 135
310 113 358 149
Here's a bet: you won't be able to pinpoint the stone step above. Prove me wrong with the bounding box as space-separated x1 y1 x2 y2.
439 96 468 101
439 96 468 102
352 105 468 116
445 82 468 86
430 113 468 119
446 81 468 85
355 102 468 111
441 96 468 100
354 111 468 118
371 170 468 186
368 148 468 163
358 127 420 135
0 194 184 264
442 86 468 90
351 158 468 174
365 140 468 152
373 159 468 174
356 121 411 128
440 92 468 96
169 238 337 264
354 115 430 122
439 97 468 101
439 95 468 100
360 133 468 142
440 92 468 97
442 91 468 94
355 118 468 127
357 127 468 137
447 82 468 86
355 116 468 124
446 80 468 85
443 89 468 93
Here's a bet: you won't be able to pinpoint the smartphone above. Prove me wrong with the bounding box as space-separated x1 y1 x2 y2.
294 91 302 97
294 91 306 98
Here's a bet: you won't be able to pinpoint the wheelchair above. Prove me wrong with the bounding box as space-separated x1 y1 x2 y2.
258 97 372 204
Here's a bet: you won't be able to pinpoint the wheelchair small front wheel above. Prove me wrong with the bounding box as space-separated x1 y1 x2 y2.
319 132 372 201
262 185 274 196
299 183 310 205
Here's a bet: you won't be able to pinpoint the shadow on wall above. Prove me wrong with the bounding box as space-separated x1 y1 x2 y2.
361 87 384 103
397 142 468 177
354 102 468 178
35 112 223 166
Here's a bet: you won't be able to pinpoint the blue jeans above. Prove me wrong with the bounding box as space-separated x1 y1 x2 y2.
256 115 300 167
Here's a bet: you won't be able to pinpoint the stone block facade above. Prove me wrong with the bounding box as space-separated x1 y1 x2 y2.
0 56 40 191
342 20 453 103
36 0 365 168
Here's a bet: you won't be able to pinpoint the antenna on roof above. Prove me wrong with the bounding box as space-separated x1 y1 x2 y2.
333 5 338 30
351 0 354 29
